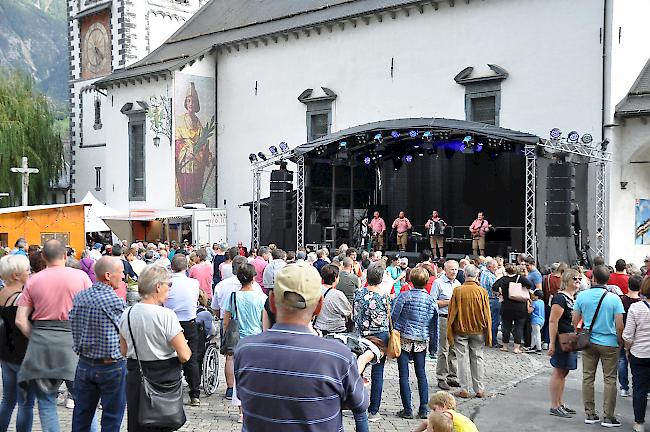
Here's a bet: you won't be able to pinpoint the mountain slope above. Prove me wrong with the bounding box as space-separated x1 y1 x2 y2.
0 0 67 103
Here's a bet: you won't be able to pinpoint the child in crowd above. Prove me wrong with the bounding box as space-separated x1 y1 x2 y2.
414 391 479 432
425 411 453 432
530 289 545 354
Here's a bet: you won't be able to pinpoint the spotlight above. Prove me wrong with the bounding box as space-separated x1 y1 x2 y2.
409 130 418 138
392 157 403 171
404 154 413 163
601 139 610 152
581 134 593 144
364 156 371 165
423 131 433 142
391 131 400 139
462 135 473 144
257 152 267 161
339 141 348 150
550 128 562 140
374 133 383 143
279 141 289 152
567 131 579 143
475 143 483 152
269 145 278 155
418 150 424 156
249 153 258 163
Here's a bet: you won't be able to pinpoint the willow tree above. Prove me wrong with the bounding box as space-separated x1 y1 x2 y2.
0 70 63 206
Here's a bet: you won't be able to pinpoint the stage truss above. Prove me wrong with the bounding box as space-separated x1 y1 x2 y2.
250 151 305 249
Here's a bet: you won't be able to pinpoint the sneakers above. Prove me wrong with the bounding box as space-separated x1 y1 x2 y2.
447 380 461 388
535 350 543 355
620 389 630 397
437 380 451 390
584 413 600 424
549 407 572 418
601 417 621 428
396 409 413 419
65 398 75 409
561 405 576 414
542 342 549 350
368 412 381 422
632 422 645 432
190 398 200 407
225 387 233 400
428 353 437 360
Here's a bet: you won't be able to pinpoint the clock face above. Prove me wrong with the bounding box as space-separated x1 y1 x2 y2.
82 22 110 77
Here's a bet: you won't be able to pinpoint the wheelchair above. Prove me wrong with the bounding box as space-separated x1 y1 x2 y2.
196 310 220 396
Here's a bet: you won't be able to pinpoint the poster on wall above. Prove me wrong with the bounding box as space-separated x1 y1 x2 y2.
635 199 650 245
174 73 216 207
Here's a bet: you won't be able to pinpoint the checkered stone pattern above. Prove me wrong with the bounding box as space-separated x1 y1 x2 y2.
2 348 550 431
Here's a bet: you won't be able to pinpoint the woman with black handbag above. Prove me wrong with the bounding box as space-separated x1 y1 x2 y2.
547 268 581 418
119 265 191 431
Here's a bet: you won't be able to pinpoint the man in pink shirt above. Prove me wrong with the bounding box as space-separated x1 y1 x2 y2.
469 211 492 256
189 248 215 299
251 246 270 293
392 211 412 252
369 211 386 251
16 239 93 430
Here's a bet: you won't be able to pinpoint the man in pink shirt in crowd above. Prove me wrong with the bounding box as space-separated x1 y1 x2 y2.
469 211 492 256
392 211 413 252
189 248 215 299
251 246 271 293
369 211 387 251
16 239 93 430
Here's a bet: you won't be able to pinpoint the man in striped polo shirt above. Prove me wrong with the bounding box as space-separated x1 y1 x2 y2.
234 261 369 431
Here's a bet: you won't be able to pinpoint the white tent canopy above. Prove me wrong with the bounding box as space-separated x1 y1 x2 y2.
81 192 121 233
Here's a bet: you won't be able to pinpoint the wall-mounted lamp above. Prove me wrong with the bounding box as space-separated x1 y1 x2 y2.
620 181 628 190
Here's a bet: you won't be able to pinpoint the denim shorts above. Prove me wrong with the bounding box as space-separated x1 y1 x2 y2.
550 349 578 370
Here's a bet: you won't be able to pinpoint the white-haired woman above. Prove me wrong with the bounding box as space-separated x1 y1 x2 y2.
0 254 35 431
119 265 191 431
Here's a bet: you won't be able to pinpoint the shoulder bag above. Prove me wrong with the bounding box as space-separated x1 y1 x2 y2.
558 291 608 352
220 292 240 355
385 298 401 359
508 276 530 303
126 307 186 430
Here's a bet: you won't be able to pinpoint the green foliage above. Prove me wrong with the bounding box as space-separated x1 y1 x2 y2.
0 69 63 206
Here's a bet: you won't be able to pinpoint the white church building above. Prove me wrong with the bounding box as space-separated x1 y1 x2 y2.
72 0 650 266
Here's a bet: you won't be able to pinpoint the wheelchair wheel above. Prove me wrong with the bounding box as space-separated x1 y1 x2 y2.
202 343 220 396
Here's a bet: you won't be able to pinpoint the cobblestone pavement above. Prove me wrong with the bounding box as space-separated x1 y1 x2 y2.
2 346 551 431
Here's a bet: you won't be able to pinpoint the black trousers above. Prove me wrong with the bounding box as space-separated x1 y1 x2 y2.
179 320 201 399
126 358 182 432
500 303 527 345
523 314 532 347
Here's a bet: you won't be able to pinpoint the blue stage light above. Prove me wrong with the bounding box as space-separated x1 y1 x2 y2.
409 130 418 138
339 141 347 149
463 135 473 144
364 156 371 165
404 155 413 163
475 143 484 152
550 128 562 140
391 131 400 138
269 146 278 155
567 131 579 143
374 133 383 142
423 131 433 141
279 142 289 152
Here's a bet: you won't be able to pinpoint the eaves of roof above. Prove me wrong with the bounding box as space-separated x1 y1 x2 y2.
615 57 650 118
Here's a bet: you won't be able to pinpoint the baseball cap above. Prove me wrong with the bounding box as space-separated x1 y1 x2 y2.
274 261 322 309
399 257 409 265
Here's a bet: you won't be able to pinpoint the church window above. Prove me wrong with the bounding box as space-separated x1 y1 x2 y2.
94 97 102 129
129 117 146 200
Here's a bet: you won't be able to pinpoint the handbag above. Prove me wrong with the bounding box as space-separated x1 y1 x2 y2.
508 276 530 303
385 299 401 359
220 292 240 355
126 307 186 430
557 291 607 352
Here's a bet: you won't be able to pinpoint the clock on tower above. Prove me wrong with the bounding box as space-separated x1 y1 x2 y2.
80 13 111 79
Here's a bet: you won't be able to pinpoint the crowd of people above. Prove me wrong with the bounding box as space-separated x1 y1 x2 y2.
0 235 648 431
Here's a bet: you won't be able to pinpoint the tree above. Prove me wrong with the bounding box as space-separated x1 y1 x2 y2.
0 69 63 206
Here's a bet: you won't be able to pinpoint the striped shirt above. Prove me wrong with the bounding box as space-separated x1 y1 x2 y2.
234 323 369 432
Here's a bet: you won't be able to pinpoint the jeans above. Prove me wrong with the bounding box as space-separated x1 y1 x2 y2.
72 358 127 432
368 331 389 415
397 349 428 415
618 347 630 391
353 410 369 432
582 343 618 418
488 298 501 346
0 361 36 432
33 384 60 432
428 310 439 355
629 354 650 424
179 321 201 399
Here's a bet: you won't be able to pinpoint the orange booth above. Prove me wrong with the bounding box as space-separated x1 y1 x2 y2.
0 203 88 257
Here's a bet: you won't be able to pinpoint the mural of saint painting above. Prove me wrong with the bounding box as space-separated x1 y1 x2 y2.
175 82 213 205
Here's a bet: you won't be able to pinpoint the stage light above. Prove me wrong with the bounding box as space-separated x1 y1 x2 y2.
581 134 593 144
404 155 413 163
475 143 483 152
418 150 424 156
392 157 403 171
279 142 289 152
364 156 371 165
269 145 278 155
423 131 433 142
550 128 562 140
374 133 382 141
601 139 609 152
567 131 579 143
339 141 348 150
463 135 473 144
257 152 267 161
391 131 400 139
249 153 258 163
409 130 418 138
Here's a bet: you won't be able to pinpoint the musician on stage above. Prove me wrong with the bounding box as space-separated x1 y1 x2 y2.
368 211 386 251
469 211 492 256
392 211 412 252
424 210 447 259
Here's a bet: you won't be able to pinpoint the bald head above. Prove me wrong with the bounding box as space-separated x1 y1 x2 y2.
95 257 123 289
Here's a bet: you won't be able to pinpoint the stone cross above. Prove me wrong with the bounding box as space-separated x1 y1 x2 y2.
10 157 39 206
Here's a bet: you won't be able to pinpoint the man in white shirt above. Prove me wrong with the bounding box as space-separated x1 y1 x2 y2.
211 255 263 400
164 254 201 406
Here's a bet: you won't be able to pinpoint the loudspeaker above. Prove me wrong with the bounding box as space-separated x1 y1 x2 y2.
445 253 466 261
270 168 294 229
545 163 573 237
307 223 322 243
